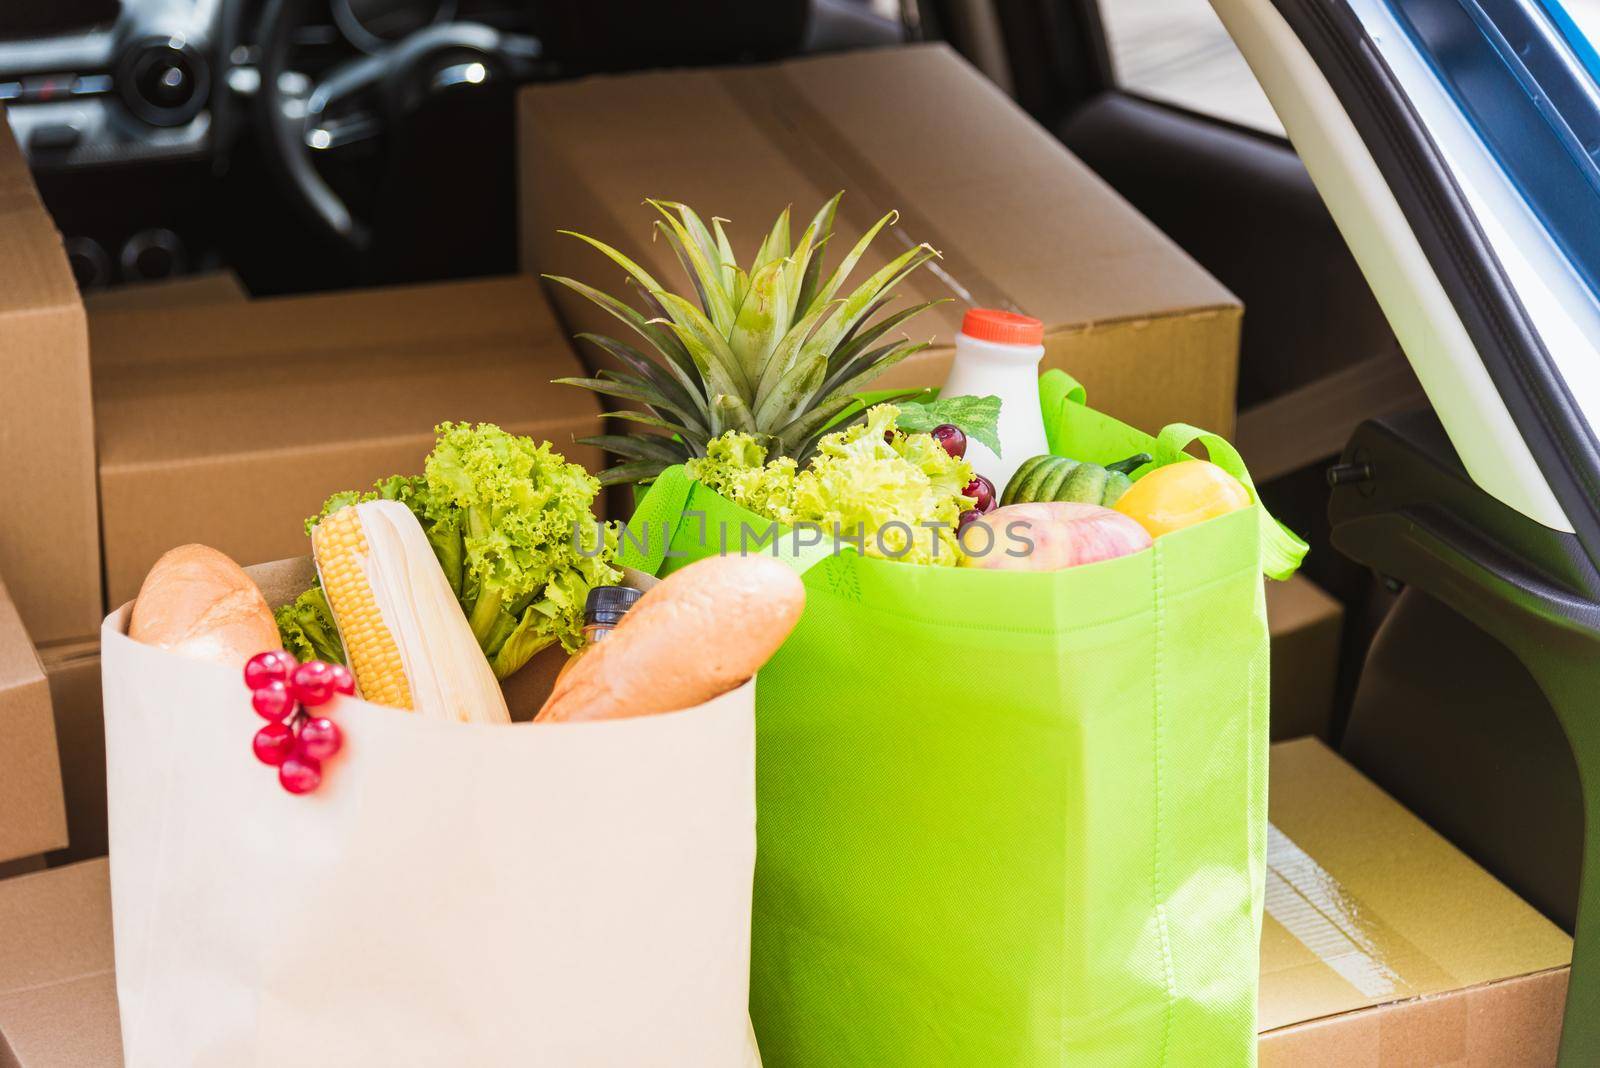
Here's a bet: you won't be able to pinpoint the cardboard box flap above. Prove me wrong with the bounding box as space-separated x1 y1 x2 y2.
0 108 78 320
0 859 122 1067
0 106 100 643
760 46 1238 328
41 638 108 866
91 276 589 468
0 569 67 865
0 578 45 700
0 860 112 995
1260 738 1571 1033
523 44 1236 351
1259 968 1569 1067
0 973 123 1068
89 274 552 371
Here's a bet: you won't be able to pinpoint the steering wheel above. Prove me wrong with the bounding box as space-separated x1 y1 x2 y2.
253 0 543 253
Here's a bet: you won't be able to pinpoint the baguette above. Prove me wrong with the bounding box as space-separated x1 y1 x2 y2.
129 545 280 667
536 555 804 723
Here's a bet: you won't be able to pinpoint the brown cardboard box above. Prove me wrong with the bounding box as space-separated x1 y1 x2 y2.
0 107 100 644
90 274 605 608
1259 738 1571 1065
1265 575 1344 742
0 859 121 1066
0 573 67 868
518 44 1242 438
39 640 104 866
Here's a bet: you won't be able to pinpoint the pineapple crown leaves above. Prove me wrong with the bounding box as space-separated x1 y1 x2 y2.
546 193 949 486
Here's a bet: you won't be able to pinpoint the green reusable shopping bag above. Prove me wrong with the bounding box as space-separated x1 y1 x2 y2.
619 371 1306 1066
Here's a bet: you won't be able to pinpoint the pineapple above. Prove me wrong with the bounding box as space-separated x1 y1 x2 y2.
547 194 944 485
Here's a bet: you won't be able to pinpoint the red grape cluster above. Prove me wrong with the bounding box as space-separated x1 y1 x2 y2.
929 424 997 531
244 651 352 795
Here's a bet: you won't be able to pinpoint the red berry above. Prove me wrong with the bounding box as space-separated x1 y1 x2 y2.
253 721 296 766
299 717 343 761
964 475 996 512
328 663 356 696
957 508 983 530
251 680 297 722
279 755 323 795
244 649 297 691
931 424 967 459
289 661 338 707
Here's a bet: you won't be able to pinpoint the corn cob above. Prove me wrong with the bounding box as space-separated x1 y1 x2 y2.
311 500 511 724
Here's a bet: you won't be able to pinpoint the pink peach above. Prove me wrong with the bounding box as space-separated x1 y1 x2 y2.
957 502 1152 571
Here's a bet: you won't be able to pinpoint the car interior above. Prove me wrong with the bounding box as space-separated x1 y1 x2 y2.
3 0 1596 1058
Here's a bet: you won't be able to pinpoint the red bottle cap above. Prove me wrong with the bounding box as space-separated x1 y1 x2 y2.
960 307 1044 346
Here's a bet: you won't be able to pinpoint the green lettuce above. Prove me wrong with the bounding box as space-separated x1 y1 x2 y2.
274 586 344 666
286 422 621 679
687 432 800 524
688 405 974 567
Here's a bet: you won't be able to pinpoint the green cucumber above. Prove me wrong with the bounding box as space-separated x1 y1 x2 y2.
1061 464 1108 504
1104 471 1133 507
1001 451 1153 506
1001 455 1054 507
1036 459 1080 502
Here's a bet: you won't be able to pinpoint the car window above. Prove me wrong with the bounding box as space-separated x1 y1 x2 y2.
1541 0 1600 82
1100 0 1285 135
1326 0 1600 530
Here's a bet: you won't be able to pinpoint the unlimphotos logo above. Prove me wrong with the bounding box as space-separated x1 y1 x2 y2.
571 513 1035 562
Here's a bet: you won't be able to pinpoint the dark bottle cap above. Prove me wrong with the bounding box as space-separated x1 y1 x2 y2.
585 585 643 628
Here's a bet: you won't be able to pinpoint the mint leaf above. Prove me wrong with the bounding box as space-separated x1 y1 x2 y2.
897 395 1004 457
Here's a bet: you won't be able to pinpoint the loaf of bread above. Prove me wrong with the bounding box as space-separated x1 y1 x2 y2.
536 554 804 723
129 545 280 667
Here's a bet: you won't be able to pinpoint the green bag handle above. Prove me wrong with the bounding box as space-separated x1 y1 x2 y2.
1039 368 1089 425
617 465 834 578
1150 422 1308 581
1040 370 1305 580
616 465 694 575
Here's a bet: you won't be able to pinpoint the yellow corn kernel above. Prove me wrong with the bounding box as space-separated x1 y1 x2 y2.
312 508 414 712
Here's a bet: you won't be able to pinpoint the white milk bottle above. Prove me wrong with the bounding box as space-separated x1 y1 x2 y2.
940 308 1049 494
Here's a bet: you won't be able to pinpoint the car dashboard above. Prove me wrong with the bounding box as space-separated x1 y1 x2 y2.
0 0 223 170
2 1 527 166
0 0 536 289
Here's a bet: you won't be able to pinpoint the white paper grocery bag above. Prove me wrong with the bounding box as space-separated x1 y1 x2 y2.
102 562 761 1068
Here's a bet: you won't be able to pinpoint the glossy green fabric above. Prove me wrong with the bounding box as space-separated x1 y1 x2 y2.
619 372 1305 1066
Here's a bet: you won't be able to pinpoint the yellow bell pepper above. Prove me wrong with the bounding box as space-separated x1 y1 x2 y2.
1113 459 1250 538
